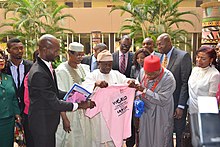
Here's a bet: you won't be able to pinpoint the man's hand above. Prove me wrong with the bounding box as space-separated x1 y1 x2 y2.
173 108 183 119
95 81 108 88
78 100 96 109
63 118 71 133
127 80 136 88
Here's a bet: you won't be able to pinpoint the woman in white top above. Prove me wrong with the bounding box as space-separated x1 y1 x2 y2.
188 46 220 114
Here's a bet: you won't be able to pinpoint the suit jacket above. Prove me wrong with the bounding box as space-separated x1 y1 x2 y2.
112 51 134 78
81 55 92 71
166 47 192 109
0 73 20 119
28 57 73 135
6 59 33 113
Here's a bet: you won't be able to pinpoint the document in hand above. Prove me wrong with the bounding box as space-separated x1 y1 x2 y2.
63 83 91 101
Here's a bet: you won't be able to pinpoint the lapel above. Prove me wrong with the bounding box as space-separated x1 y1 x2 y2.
37 57 58 92
23 60 29 76
115 51 120 69
89 55 93 71
37 57 55 81
6 61 12 75
127 52 132 70
167 48 177 70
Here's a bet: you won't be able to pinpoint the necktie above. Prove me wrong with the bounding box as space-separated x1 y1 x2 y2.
162 54 168 68
120 54 126 74
49 63 54 78
17 65 20 88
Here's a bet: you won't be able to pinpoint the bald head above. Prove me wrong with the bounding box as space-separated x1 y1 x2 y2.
157 33 172 43
38 34 60 62
156 33 172 54
38 34 58 50
142 37 154 53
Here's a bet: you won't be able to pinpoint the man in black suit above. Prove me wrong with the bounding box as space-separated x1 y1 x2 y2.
81 43 108 71
28 34 95 147
6 38 33 146
112 35 134 147
112 35 134 78
157 33 192 147
6 38 33 113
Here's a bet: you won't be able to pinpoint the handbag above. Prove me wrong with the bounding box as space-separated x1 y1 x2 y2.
14 120 25 146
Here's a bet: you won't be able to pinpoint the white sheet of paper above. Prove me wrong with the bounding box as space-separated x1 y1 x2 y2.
198 96 219 114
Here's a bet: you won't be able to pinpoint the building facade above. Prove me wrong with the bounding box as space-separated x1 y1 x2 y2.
0 0 205 61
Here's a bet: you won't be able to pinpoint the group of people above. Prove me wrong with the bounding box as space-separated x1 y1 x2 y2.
0 32 219 147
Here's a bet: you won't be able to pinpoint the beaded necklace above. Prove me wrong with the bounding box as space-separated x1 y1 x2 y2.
141 68 164 92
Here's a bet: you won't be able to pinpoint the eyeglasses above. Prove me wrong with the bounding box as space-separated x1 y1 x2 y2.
121 44 131 49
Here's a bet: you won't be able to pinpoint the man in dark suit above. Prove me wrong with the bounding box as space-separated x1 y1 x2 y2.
81 43 108 72
112 35 134 147
28 34 95 147
6 38 33 113
157 33 192 147
112 35 134 78
6 38 33 146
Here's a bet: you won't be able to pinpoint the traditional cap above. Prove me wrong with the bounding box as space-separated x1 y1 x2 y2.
68 42 84 52
144 55 161 72
97 50 113 62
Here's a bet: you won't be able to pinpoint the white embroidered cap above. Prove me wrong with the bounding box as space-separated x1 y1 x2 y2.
97 50 113 62
68 42 84 52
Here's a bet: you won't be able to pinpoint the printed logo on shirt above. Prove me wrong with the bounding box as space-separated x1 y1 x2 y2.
112 95 129 116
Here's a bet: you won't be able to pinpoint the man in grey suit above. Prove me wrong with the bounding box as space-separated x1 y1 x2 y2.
157 33 192 147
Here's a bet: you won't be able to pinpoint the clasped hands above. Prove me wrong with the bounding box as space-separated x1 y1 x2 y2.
127 80 144 92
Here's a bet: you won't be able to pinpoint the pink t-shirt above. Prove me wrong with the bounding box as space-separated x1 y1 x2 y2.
86 85 135 147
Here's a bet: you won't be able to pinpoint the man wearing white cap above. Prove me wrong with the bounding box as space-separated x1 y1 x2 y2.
55 42 92 147
82 50 136 147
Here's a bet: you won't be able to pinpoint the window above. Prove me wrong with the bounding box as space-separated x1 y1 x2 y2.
84 2 91 8
65 2 73 8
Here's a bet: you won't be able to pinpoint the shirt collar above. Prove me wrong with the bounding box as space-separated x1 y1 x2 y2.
41 58 52 69
166 46 174 59
119 51 128 57
10 60 24 67
92 54 97 62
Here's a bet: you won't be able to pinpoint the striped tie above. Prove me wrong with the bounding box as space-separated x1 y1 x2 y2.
120 54 126 74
